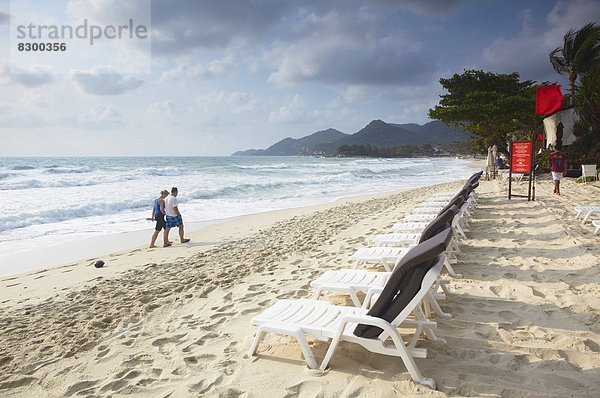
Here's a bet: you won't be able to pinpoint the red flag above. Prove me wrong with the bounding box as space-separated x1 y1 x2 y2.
535 85 563 115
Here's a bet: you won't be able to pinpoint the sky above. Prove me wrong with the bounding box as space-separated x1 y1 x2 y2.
0 0 599 156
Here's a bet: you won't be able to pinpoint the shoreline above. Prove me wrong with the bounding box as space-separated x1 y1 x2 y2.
0 185 427 305
0 168 482 278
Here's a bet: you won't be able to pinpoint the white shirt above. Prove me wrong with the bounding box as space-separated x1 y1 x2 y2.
165 195 178 216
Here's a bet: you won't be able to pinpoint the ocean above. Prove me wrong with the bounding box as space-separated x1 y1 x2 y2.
0 156 478 260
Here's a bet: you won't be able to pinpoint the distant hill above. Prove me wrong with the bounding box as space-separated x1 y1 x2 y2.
232 128 348 156
232 120 471 156
334 120 430 148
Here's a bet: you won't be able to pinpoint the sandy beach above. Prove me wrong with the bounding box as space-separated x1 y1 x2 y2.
1 176 599 397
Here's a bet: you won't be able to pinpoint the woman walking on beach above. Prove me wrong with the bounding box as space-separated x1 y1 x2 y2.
149 190 169 248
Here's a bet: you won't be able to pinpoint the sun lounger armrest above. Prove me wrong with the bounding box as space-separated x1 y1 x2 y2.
363 287 385 309
338 314 400 341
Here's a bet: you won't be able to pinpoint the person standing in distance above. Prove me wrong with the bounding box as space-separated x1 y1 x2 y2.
164 187 190 246
548 143 567 195
149 189 169 248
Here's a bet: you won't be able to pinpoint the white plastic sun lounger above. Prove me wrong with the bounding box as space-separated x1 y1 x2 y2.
350 246 411 271
574 206 600 224
392 222 431 232
373 232 421 246
411 206 446 214
310 258 453 319
249 257 445 389
403 213 439 223
593 220 600 234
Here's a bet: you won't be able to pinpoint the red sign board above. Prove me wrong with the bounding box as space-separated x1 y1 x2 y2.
510 141 532 173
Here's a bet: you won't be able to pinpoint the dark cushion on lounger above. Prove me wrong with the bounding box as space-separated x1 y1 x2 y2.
354 228 454 338
439 194 465 216
418 205 458 243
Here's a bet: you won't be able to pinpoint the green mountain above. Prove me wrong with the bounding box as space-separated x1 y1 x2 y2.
232 128 348 156
232 120 471 156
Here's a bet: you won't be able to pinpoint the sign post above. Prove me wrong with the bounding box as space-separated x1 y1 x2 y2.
509 141 533 200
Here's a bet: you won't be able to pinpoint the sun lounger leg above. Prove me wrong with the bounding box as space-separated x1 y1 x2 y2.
426 291 452 319
444 258 463 278
250 325 318 369
438 279 451 297
582 211 592 224
320 321 436 389
412 306 445 343
387 329 437 389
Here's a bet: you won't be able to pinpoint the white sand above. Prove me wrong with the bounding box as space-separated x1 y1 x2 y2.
0 177 598 397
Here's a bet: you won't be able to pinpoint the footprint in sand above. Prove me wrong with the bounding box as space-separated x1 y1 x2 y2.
212 303 234 312
248 284 265 292
240 307 263 316
583 339 600 353
63 379 101 397
122 353 154 367
223 341 238 355
214 359 238 376
530 287 545 298
218 388 247 398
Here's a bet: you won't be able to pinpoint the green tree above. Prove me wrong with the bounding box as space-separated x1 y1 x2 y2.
549 22 600 97
428 70 541 151
573 65 600 131
568 65 600 160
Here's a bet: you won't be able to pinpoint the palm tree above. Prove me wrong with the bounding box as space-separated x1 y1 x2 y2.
549 22 600 96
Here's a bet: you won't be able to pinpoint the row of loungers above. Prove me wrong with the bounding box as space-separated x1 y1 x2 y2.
247 172 483 390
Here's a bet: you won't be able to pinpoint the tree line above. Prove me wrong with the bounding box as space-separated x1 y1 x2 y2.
428 22 600 161
336 141 476 158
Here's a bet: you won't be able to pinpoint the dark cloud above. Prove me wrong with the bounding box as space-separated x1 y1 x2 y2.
70 68 144 95
390 0 469 15
0 10 8 25
266 8 436 86
479 0 600 85
150 0 292 54
148 0 460 55
270 45 435 86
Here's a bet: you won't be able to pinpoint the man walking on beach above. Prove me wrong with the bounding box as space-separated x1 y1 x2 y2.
549 144 567 195
164 187 191 246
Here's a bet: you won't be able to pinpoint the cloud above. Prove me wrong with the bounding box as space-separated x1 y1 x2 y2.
268 94 309 124
385 0 469 16
75 105 123 128
148 100 177 116
0 102 12 114
159 57 233 82
149 0 291 54
266 10 434 86
196 91 257 114
0 10 9 25
0 114 46 128
341 86 370 103
70 67 144 95
0 63 54 87
480 0 600 83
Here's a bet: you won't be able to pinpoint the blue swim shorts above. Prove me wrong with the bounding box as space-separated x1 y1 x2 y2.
165 215 183 228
